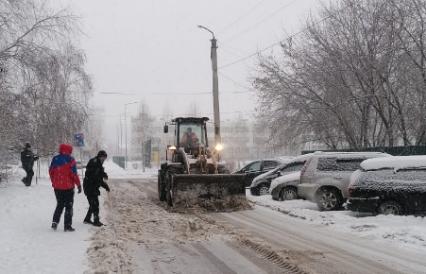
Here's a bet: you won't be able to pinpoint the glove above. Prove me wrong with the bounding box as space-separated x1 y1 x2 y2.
77 185 82 194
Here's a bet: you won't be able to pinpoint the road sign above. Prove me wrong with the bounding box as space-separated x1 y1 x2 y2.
74 133 85 147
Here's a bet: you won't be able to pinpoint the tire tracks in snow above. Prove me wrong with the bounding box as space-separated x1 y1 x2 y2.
129 179 310 274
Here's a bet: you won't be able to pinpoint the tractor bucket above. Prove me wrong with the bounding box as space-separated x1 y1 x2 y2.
170 174 249 211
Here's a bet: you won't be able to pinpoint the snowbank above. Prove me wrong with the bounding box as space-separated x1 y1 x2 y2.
0 169 92 273
361 155 426 171
247 190 426 253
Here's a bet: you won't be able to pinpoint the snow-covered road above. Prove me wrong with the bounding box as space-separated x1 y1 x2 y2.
90 176 426 273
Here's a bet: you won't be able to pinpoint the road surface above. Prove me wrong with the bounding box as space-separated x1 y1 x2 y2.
86 177 426 274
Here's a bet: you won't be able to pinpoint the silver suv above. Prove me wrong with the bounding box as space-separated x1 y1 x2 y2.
297 152 390 211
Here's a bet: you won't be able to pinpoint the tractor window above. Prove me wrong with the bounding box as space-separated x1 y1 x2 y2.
179 123 205 147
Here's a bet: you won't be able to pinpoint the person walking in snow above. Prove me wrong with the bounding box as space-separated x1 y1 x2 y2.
20 143 39 186
83 150 110 227
49 144 81 232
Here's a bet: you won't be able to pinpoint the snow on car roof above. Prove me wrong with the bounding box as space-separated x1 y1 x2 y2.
275 156 294 163
361 155 426 171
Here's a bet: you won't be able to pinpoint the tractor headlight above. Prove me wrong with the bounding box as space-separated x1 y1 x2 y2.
215 143 224 151
168 145 177 151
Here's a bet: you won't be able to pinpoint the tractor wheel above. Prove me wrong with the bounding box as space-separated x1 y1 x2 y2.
166 189 173 207
158 174 166 201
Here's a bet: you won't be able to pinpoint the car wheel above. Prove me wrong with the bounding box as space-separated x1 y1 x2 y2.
258 184 269 196
317 188 343 211
378 201 402 215
280 187 297 201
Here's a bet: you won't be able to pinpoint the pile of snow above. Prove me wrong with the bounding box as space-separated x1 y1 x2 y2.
247 191 426 253
0 169 92 273
361 155 426 171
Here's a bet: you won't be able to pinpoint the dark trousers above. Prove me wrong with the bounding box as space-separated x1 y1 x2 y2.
84 195 100 222
23 168 34 186
52 189 74 227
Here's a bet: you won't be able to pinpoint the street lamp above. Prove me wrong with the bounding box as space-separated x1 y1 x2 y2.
198 25 222 147
124 101 139 169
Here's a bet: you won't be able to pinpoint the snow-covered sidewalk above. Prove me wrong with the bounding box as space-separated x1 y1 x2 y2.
247 191 426 254
0 168 92 274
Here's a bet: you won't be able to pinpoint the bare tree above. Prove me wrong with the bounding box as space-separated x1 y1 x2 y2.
0 0 92 161
254 0 426 150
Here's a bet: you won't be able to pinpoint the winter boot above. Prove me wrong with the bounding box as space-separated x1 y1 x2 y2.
92 220 104 227
64 226 75 232
51 222 58 230
83 218 93 225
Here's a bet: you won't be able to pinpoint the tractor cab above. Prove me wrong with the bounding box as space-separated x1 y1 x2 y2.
165 117 210 154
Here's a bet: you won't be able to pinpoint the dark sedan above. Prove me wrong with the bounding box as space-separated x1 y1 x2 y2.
347 156 426 215
233 159 282 187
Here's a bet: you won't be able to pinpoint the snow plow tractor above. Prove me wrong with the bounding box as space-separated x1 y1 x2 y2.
158 117 248 211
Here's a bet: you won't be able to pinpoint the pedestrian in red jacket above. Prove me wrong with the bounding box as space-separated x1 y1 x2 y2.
49 144 81 232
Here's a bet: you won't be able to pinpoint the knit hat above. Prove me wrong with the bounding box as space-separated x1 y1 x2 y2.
97 150 107 158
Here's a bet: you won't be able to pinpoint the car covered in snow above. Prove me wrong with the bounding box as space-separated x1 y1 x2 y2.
233 159 283 187
297 152 390 211
267 154 314 200
347 156 426 215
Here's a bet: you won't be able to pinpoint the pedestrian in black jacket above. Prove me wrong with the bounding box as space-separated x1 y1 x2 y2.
83 150 110 226
20 143 39 186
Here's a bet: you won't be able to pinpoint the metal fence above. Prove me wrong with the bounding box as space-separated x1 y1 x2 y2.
302 146 426 156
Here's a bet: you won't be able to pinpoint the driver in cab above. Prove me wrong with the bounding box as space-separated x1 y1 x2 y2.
180 127 199 150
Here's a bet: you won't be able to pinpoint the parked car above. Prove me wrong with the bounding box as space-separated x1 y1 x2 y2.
297 152 390 211
270 171 301 201
265 154 314 199
233 159 283 187
249 158 297 196
347 156 426 215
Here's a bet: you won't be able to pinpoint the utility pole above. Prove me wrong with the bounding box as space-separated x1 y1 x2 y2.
198 25 221 146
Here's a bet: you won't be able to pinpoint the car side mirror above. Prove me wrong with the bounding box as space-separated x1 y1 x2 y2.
163 124 168 133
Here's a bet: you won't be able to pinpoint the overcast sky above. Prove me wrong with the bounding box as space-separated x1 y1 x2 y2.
59 0 322 146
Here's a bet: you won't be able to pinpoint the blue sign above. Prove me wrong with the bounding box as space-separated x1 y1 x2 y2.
74 133 85 147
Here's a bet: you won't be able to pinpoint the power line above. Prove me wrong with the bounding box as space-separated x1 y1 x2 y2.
222 0 299 44
219 71 255 91
219 12 335 69
218 0 268 35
